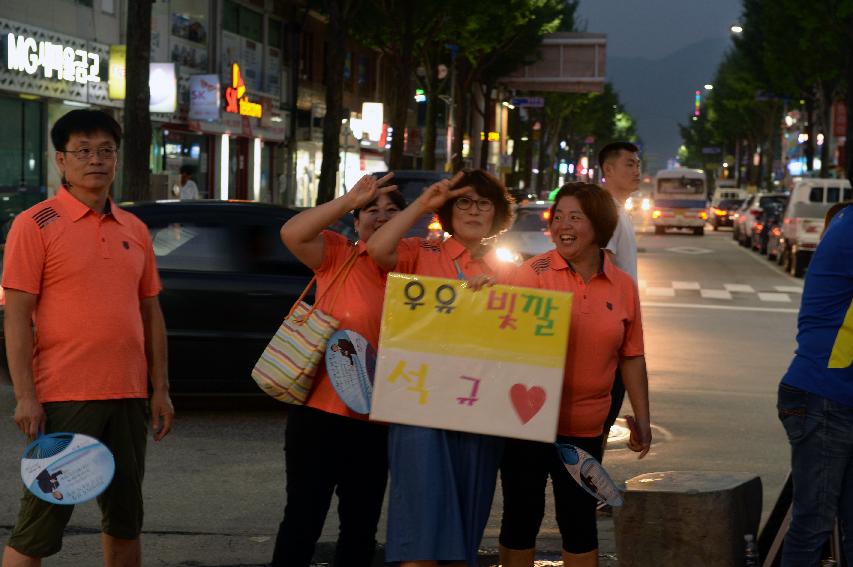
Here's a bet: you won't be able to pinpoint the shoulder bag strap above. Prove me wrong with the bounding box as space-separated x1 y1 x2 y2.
288 247 359 321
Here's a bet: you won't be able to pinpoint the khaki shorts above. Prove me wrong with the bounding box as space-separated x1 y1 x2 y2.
7 399 148 558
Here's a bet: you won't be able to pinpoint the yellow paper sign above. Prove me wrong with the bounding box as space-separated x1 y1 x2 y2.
370 274 572 442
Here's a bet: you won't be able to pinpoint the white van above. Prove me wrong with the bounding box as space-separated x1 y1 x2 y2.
780 178 852 277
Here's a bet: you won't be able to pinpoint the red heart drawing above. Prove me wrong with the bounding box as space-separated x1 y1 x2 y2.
510 384 547 424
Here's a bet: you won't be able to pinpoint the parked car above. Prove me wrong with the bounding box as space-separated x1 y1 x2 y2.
734 193 788 247
708 198 744 230
750 200 785 255
495 200 552 262
373 170 449 240
731 198 753 242
779 178 853 277
0 201 347 394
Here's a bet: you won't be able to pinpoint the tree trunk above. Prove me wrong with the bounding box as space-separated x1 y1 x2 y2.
122 0 152 202
847 37 853 183
388 7 414 170
422 85 437 170
478 81 493 170
316 1 348 204
804 96 815 172
819 80 835 177
450 57 471 173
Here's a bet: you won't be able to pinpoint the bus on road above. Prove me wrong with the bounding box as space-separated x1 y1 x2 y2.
652 168 708 235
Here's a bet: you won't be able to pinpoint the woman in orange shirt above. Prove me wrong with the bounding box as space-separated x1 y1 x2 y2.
271 174 405 567
367 170 515 567
499 183 652 567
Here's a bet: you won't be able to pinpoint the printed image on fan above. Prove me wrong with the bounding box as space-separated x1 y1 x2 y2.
325 329 376 414
556 442 623 507
21 433 115 505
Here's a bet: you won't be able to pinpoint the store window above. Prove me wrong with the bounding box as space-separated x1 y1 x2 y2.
163 130 210 198
0 96 45 233
223 0 262 42
171 0 210 71
268 19 283 51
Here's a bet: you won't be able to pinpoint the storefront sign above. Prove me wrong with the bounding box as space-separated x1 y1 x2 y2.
107 49 176 113
189 74 220 121
6 32 101 84
149 63 177 113
108 45 126 99
224 63 262 119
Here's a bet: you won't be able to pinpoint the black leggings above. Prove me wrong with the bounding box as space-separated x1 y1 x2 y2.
271 405 388 567
499 434 604 554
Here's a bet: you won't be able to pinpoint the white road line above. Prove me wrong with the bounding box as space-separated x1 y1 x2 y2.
642 301 798 314
645 287 676 297
673 281 701 290
775 286 803 293
700 289 733 300
758 292 791 303
724 283 756 293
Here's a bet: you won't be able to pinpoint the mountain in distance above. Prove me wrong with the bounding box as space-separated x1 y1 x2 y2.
606 36 730 173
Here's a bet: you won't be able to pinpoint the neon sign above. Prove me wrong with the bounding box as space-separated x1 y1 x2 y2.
224 63 262 119
6 33 100 84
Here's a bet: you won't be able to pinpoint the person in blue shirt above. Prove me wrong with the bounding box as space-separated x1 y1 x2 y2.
778 201 853 565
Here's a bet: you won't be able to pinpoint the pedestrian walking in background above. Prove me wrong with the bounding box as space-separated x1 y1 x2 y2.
1 109 174 567
271 173 405 567
172 165 200 200
498 182 651 567
367 170 515 567
777 200 853 566
597 142 642 455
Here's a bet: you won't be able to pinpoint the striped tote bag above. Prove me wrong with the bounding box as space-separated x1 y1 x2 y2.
252 251 357 404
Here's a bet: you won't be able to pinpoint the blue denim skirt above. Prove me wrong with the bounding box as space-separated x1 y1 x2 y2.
385 424 504 566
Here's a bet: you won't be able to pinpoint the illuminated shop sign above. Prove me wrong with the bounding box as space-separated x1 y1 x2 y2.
224 63 262 119
6 32 100 84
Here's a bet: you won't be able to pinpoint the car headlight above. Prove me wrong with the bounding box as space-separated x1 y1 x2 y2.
495 247 523 265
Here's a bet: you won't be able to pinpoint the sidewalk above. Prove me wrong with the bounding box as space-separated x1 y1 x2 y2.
0 517 618 566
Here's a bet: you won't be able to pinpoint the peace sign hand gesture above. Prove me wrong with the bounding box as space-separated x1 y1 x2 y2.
345 173 398 210
415 171 469 212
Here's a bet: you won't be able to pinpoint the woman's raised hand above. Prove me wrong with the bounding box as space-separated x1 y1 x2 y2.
416 171 468 212
346 173 398 209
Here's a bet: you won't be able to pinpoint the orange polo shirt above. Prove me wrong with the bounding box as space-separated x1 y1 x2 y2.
510 249 644 437
1 187 161 403
305 231 414 418
395 236 509 280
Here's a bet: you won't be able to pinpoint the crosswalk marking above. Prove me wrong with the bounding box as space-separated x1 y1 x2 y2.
724 283 756 293
646 287 676 297
757 292 791 303
700 289 733 300
774 286 803 293
673 281 701 290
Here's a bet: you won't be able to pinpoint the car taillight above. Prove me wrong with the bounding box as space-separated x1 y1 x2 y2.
771 227 782 237
652 210 662 219
754 223 764 233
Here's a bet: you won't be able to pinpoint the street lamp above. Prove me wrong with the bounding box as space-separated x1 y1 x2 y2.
730 24 743 34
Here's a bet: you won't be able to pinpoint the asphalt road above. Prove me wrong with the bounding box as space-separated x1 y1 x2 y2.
0 226 801 565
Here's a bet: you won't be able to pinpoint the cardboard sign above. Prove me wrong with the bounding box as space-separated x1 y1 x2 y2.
370 274 571 442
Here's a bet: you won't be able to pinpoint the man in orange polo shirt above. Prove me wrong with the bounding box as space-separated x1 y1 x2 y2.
2 110 173 567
